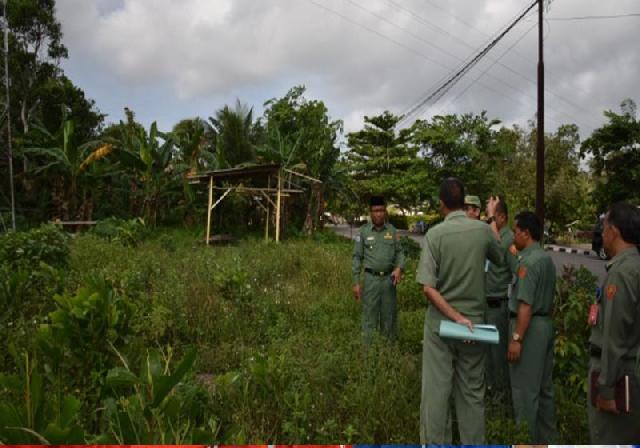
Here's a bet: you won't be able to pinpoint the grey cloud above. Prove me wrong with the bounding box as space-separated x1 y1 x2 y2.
56 0 639 135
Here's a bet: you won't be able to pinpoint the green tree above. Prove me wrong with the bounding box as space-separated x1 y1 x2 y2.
411 111 506 201
208 100 259 168
262 86 343 231
23 118 111 220
581 98 640 211
346 111 425 212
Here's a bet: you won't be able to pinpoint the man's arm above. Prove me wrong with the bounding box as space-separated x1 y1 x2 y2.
392 231 406 285
424 285 473 331
351 231 364 299
508 301 532 362
508 262 538 362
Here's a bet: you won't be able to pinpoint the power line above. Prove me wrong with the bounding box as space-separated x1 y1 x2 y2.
307 0 539 118
416 0 598 106
344 0 561 113
546 12 640 21
308 0 593 131
397 0 538 126
385 0 599 126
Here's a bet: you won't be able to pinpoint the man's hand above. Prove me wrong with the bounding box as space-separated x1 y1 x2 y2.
507 340 522 362
352 284 362 301
596 396 619 414
486 195 500 218
391 267 402 286
455 314 474 332
509 244 517 256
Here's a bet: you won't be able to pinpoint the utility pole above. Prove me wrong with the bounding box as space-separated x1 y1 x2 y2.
536 0 545 226
2 0 16 231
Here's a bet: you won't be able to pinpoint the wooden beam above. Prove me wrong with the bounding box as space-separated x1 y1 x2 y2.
284 168 322 184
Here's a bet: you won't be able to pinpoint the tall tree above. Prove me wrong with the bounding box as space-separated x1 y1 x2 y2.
262 85 343 231
208 99 259 168
2 0 68 135
346 111 424 212
581 98 640 211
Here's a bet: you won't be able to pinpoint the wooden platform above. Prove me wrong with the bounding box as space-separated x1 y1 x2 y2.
203 234 236 245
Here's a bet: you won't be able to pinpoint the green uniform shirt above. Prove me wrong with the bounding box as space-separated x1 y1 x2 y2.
589 247 640 400
416 210 503 324
352 222 406 285
508 242 556 315
486 226 517 298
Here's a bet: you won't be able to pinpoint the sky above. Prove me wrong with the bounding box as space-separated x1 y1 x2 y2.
55 0 640 140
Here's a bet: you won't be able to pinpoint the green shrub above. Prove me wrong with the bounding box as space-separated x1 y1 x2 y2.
387 214 408 229
93 217 148 246
99 347 217 444
0 225 68 322
0 224 69 269
0 350 85 444
37 277 135 427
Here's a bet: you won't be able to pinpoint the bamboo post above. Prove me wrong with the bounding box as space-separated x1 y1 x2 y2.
206 176 213 245
275 171 282 242
265 201 270 241
265 175 270 241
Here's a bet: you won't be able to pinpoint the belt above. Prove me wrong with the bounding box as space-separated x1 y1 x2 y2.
589 344 636 361
487 297 508 308
364 268 392 277
509 311 549 318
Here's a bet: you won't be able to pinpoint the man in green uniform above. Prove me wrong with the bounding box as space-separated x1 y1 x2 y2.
587 201 640 443
352 196 405 341
485 199 517 393
464 195 482 220
507 211 557 443
416 178 503 444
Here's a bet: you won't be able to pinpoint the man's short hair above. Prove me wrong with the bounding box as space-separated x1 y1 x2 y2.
515 211 542 241
607 202 640 245
496 199 508 218
440 177 465 210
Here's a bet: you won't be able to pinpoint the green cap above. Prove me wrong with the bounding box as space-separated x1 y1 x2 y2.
464 195 481 208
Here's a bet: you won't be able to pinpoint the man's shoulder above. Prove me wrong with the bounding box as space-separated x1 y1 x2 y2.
521 246 553 269
611 249 640 280
358 222 372 233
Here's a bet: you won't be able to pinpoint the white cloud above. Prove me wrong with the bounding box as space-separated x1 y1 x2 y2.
56 0 640 137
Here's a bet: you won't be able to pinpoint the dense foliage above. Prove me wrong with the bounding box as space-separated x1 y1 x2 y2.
0 227 596 443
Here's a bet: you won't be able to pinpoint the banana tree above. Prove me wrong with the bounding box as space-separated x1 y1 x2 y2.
24 119 112 220
112 114 182 226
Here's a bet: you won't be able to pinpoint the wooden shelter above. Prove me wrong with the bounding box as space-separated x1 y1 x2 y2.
187 164 321 244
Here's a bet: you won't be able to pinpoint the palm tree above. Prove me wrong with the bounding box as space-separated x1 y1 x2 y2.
208 100 257 168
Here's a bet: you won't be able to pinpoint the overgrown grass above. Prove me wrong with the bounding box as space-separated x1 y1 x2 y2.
1 227 595 443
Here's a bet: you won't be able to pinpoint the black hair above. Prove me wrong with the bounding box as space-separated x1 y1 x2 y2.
514 211 542 241
496 199 508 218
607 202 640 245
439 177 465 210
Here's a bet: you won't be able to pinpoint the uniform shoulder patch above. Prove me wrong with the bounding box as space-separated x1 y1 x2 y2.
518 266 527 279
606 284 617 301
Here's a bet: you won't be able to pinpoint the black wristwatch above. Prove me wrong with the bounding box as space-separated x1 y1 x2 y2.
486 216 495 225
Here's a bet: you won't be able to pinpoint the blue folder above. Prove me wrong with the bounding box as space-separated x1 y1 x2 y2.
439 320 500 345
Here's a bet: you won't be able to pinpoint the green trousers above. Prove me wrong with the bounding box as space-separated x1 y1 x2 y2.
587 358 640 443
420 316 486 444
485 299 510 392
362 272 397 340
508 316 557 443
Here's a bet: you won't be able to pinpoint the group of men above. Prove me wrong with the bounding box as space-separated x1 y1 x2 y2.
351 177 640 444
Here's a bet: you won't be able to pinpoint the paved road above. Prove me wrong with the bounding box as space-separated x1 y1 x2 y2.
329 224 606 284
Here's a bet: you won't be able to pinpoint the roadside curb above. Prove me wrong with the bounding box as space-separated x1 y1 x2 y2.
545 244 594 257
